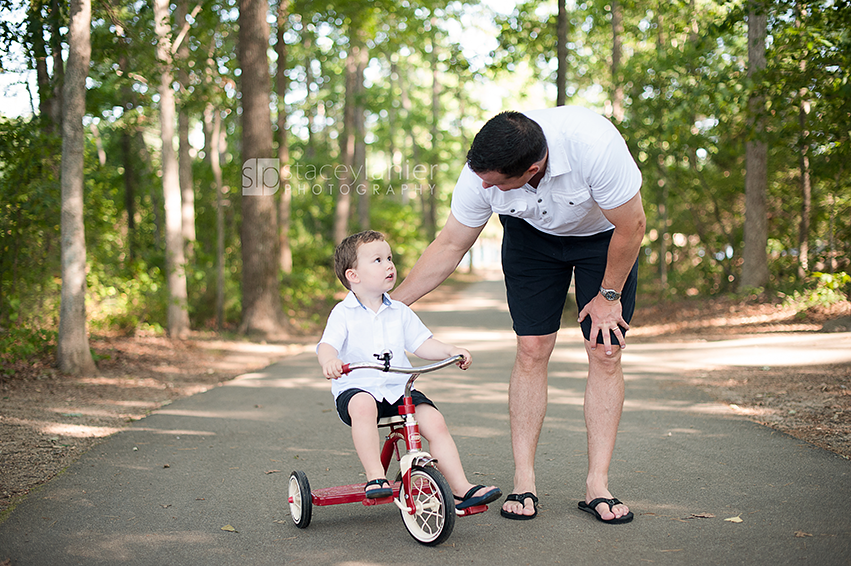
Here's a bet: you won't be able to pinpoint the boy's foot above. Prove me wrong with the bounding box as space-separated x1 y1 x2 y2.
454 485 502 510
364 478 392 499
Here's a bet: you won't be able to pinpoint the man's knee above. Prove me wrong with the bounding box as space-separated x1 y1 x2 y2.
516 334 557 364
585 342 623 376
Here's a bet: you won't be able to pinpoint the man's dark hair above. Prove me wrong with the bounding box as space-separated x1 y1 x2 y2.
466 111 548 178
334 230 385 290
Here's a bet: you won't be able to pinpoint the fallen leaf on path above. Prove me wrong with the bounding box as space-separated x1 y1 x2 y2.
265 470 281 474
794 531 813 538
221 525 238 532
689 513 715 519
724 515 743 523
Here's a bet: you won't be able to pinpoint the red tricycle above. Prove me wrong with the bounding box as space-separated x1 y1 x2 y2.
287 354 491 545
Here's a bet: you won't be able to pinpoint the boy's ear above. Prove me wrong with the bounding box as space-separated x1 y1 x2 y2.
345 268 359 285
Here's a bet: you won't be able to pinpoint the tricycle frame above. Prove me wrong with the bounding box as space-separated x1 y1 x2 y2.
287 354 488 545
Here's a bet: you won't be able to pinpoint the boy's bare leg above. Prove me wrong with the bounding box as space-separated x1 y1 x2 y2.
348 393 386 482
583 341 630 520
502 333 557 517
416 404 498 500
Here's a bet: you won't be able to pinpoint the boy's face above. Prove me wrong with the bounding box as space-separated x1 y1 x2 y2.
347 239 396 294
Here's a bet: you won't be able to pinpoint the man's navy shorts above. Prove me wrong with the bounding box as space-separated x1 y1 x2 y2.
335 388 437 426
499 215 638 342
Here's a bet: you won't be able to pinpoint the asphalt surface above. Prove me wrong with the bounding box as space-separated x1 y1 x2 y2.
1 276 850 565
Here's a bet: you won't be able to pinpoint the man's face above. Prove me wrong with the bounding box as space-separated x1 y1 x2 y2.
476 168 537 192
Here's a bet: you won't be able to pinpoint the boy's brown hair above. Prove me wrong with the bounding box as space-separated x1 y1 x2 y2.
334 230 386 290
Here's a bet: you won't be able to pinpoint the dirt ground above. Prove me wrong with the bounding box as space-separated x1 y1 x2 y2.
2 284 850 515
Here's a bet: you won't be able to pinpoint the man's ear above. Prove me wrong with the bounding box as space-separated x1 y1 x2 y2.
345 268 359 285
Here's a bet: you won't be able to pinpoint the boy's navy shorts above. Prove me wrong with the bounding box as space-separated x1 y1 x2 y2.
335 388 437 426
499 215 638 342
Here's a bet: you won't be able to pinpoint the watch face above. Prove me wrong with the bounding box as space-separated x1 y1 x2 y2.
601 289 620 301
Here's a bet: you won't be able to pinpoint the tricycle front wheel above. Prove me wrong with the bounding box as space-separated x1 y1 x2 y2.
288 470 312 528
398 465 455 545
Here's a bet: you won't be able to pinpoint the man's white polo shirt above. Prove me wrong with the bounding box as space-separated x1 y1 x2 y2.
450 106 642 237
318 291 433 402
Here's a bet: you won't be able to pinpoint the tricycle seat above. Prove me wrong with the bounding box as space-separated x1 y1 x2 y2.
377 415 405 427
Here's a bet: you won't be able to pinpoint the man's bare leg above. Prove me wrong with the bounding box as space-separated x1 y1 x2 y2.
583 341 630 520
501 333 557 517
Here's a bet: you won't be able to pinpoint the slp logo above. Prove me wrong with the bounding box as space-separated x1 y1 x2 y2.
242 158 280 196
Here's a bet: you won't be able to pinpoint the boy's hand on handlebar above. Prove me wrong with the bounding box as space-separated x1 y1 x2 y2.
450 348 472 370
322 358 344 379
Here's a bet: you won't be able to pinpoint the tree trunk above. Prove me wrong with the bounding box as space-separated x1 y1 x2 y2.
795 6 811 278
276 0 293 274
797 99 812 278
556 0 567 106
49 0 64 128
354 40 368 230
303 32 316 160
209 106 226 329
177 0 196 258
425 27 440 240
238 0 285 337
388 57 401 195
28 4 56 129
121 130 136 261
155 0 191 339
399 59 422 206
335 34 365 243
610 0 624 121
57 0 97 376
655 7 669 291
740 2 769 291
827 187 837 273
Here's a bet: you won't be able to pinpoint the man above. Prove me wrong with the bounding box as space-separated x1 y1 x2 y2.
392 107 645 523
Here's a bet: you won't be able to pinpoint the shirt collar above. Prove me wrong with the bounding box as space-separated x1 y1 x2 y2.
342 291 393 310
525 110 572 178
543 136 571 178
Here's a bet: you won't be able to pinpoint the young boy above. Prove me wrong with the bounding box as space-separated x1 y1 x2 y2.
317 230 501 509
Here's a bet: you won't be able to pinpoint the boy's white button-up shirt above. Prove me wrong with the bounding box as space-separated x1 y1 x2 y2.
450 106 642 237
318 291 433 402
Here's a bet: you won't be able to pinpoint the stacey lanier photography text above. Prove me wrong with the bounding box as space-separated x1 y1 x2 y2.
242 158 440 197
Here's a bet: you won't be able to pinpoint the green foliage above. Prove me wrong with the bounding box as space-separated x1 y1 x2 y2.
784 271 851 311
0 326 57 366
0 116 62 329
3 0 850 346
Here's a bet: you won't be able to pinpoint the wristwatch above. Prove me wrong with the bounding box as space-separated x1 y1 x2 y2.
599 286 622 301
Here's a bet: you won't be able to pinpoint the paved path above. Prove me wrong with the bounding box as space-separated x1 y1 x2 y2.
2 277 850 565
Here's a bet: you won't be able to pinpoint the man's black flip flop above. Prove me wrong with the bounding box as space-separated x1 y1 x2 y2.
578 497 634 524
500 492 538 520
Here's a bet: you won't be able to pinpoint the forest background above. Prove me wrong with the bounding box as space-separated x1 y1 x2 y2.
0 0 850 374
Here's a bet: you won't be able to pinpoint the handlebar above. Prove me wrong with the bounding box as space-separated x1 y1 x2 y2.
341 354 464 399
341 354 464 376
